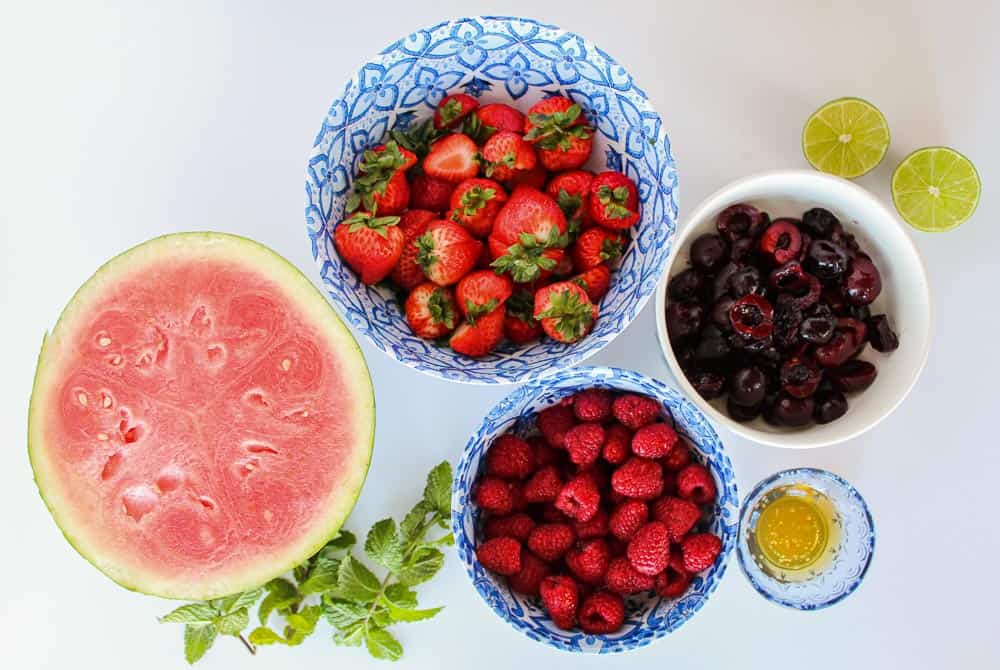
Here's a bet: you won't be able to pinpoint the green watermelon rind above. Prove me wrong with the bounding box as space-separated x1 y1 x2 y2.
28 232 375 601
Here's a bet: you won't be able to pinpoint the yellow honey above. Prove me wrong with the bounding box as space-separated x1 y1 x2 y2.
748 484 840 582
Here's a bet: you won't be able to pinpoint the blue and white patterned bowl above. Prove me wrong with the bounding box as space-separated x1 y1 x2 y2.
305 16 678 384
452 366 738 653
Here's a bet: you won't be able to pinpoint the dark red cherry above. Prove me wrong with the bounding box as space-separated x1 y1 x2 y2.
729 367 767 407
779 356 822 398
694 326 731 361
711 297 736 332
814 389 848 424
769 261 810 292
729 294 774 339
828 360 878 392
814 319 866 367
688 370 726 399
766 393 815 426
727 396 762 422
668 268 704 302
728 265 764 297
806 240 849 281
844 256 882 305
666 301 704 342
772 306 803 350
729 236 756 262
801 208 840 238
690 234 729 272
758 219 803 265
867 314 899 352
716 204 768 242
800 311 836 344
711 262 740 301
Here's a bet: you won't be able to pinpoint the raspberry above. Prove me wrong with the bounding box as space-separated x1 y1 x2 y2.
564 423 605 466
555 473 601 522
483 513 535 542
655 549 691 598
523 465 563 504
650 496 701 543
681 533 722 573
565 538 611 585
601 424 631 465
529 436 561 468
474 476 519 514
676 463 717 504
537 404 576 448
577 464 610 491
611 457 664 500
630 422 678 459
508 550 551 596
609 499 649 542
527 523 575 562
486 434 535 479
536 502 569 523
612 393 661 430
572 388 613 422
605 556 656 594
540 575 579 630
476 537 522 576
662 441 693 471
627 521 671 576
573 508 608 539
578 591 625 634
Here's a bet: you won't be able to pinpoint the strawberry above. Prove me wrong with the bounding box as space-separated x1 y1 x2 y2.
662 440 693 472
631 422 678 459
533 281 598 343
449 178 508 238
546 170 594 225
611 394 661 430
456 270 514 321
371 173 409 221
609 499 649 542
488 187 569 283
522 465 563 504
537 403 576 448
389 209 436 289
676 463 717 504
467 103 525 143
415 220 482 286
409 173 455 212
527 523 576 562
346 142 412 214
655 549 692 598
485 434 535 479
538 134 593 172
423 133 479 183
503 289 543 344
504 164 548 191
474 476 519 515
524 97 594 171
651 496 701 543
404 283 458 340
578 590 625 635
611 457 664 501
572 388 612 422
564 423 605 466
605 556 655 595
573 507 609 539
333 211 404 284
449 305 505 358
483 513 535 542
680 533 722 573
480 130 537 182
627 521 671 576
523 96 588 136
601 424 632 465
565 538 611 585
555 473 601 522
588 171 640 229
552 253 576 278
571 265 611 303
373 142 417 171
540 575 579 630
572 227 625 271
434 93 478 130
476 536 522 576
508 550 551 596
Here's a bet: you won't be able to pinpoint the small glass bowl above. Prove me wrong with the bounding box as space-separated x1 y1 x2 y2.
737 468 875 610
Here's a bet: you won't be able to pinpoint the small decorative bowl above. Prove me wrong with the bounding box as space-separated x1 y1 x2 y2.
654 170 932 448
305 16 678 384
737 468 875 610
452 366 739 653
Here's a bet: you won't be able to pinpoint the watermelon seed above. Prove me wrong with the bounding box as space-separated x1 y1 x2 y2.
101 392 113 409
196 496 216 511
280 358 292 372
206 343 226 363
120 422 143 444
244 390 269 408
100 452 123 480
96 432 109 441
97 334 112 348
75 391 89 406
107 354 123 367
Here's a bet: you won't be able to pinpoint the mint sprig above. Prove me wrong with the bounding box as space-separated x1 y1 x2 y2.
159 462 454 664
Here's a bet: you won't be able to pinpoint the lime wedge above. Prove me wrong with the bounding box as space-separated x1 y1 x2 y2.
891 146 981 232
802 97 890 179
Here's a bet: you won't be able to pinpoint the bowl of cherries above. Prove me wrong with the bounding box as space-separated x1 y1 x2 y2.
655 170 931 448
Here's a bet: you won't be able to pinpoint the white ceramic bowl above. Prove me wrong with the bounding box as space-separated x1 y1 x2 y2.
654 170 931 448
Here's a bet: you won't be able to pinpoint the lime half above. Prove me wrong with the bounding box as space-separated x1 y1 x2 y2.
802 97 890 179
891 146 981 232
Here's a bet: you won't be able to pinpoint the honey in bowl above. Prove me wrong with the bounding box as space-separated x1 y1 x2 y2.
746 484 841 583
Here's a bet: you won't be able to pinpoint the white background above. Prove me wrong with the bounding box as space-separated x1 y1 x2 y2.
1 1 997 668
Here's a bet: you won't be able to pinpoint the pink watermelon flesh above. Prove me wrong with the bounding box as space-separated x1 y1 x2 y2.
29 234 374 599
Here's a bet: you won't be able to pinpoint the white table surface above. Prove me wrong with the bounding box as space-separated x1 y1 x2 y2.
2 1 997 667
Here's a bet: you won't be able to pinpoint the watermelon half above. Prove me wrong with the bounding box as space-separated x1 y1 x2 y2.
28 233 375 600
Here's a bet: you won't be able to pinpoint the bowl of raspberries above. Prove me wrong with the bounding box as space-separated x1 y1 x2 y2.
453 366 738 653
655 170 932 448
305 16 677 384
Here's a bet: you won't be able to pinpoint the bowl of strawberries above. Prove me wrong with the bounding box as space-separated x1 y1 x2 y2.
452 366 738 652
305 16 678 383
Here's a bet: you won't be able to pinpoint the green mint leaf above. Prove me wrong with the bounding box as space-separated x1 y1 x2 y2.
213 608 249 636
160 603 218 625
299 555 342 595
428 532 455 547
397 547 445 586
322 598 368 628
371 606 393 629
365 628 403 661
365 519 405 573
335 555 381 602
423 461 453 517
211 588 262 615
248 627 283 646
333 621 367 647
258 578 299 625
183 624 217 665
400 500 432 543
387 605 443 623
382 583 418 610
285 605 322 637
327 529 358 550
